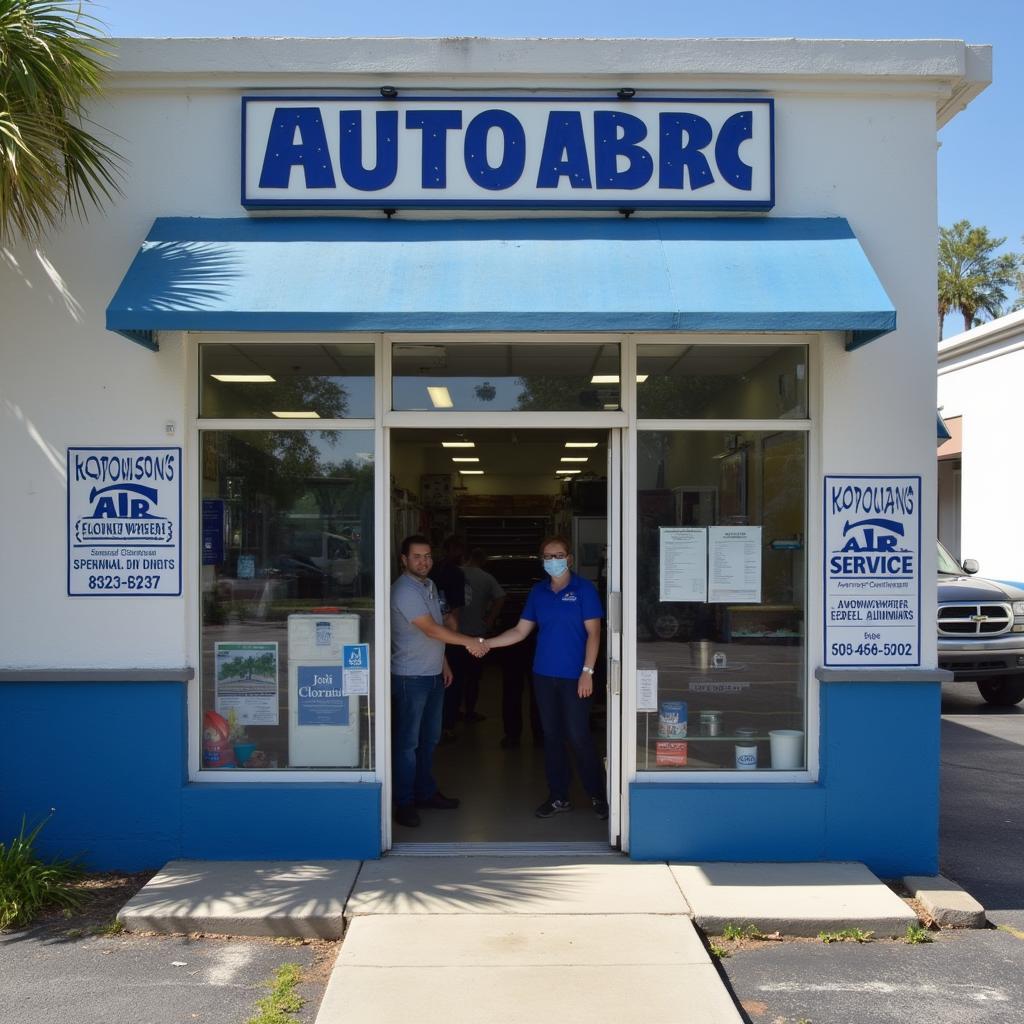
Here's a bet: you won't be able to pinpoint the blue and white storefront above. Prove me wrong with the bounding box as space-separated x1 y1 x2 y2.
0 37 989 873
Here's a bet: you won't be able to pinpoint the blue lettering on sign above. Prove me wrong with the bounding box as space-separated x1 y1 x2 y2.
339 110 398 191
245 97 774 209
258 108 336 189
464 109 526 190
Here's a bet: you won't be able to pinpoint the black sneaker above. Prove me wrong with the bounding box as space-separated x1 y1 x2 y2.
415 790 460 810
592 797 609 820
535 798 573 818
395 804 420 828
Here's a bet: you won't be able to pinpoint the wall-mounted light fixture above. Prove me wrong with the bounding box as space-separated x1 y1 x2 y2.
617 88 636 100
380 86 398 98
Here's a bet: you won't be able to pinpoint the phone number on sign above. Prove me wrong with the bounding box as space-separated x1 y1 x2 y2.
87 575 162 590
830 642 913 658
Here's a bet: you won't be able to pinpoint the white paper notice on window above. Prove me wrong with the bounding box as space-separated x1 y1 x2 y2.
708 526 762 604
636 670 658 711
659 527 707 602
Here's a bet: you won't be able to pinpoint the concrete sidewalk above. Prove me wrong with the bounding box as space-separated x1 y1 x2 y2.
116 856 949 1024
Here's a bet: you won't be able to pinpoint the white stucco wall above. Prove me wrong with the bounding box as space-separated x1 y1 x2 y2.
0 38 987 668
938 317 1024 583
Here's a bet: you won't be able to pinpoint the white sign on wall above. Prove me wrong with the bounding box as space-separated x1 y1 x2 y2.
824 475 921 667
242 96 774 210
67 447 182 596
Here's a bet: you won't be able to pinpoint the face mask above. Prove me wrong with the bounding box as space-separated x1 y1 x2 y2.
543 557 569 578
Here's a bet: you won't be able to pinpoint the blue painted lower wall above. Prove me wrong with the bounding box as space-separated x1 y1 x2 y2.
0 682 381 870
630 680 940 876
3 678 939 873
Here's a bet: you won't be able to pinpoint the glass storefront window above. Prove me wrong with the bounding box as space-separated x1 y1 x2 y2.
200 342 374 419
636 343 808 419
636 430 806 771
392 341 621 412
199 429 375 770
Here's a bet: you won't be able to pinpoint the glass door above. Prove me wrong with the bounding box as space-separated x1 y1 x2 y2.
606 429 624 844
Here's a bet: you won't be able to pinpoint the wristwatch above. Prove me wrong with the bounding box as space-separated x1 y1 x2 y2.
581 666 594 675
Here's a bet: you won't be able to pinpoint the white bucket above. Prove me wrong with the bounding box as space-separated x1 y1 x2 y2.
769 729 804 770
734 744 758 770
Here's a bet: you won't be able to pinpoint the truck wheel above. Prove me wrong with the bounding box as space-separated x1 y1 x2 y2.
977 678 1024 706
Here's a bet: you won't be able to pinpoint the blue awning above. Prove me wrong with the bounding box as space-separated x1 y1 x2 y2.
937 411 952 442
106 217 896 350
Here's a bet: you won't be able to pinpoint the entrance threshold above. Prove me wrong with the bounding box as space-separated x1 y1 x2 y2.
389 841 618 857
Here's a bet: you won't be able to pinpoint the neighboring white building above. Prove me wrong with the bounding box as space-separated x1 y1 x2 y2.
938 308 1024 580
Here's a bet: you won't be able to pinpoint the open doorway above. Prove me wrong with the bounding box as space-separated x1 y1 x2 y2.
389 428 613 845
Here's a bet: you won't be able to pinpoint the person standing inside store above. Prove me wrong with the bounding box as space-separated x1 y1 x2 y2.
429 535 468 742
457 548 506 723
485 535 608 819
391 534 487 828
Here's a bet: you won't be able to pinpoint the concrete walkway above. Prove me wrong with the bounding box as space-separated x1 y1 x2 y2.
117 856 935 1024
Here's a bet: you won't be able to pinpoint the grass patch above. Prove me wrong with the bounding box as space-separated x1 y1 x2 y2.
0 814 84 930
707 940 731 959
818 928 874 944
722 922 765 941
903 923 933 944
93 918 125 937
247 962 304 1024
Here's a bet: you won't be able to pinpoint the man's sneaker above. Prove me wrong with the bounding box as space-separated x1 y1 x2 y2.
415 790 460 810
592 797 609 820
535 798 573 818
395 804 421 828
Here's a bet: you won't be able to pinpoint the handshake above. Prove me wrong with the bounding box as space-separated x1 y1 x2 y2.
464 637 491 658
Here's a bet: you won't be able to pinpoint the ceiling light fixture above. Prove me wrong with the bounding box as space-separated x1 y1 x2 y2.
556 469 581 475
427 386 454 408
211 374 276 383
272 411 320 419
451 457 480 463
560 457 588 462
565 442 599 449
459 469 484 475
589 374 648 384
441 441 475 448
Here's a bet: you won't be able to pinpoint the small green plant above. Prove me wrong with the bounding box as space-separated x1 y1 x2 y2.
0 813 84 930
903 923 933 944
818 928 874 944
247 962 304 1024
707 940 730 959
93 918 125 937
64 927 84 939
722 922 764 940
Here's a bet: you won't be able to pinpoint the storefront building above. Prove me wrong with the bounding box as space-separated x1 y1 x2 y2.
0 38 989 873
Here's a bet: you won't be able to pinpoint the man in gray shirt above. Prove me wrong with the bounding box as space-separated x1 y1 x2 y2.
391 534 488 828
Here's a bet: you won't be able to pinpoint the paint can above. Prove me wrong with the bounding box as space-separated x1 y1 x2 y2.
658 700 688 738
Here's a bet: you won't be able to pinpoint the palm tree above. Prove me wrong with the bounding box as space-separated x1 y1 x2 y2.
938 220 1019 337
0 0 121 241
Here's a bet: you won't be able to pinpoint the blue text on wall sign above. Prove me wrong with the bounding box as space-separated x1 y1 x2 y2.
242 97 774 210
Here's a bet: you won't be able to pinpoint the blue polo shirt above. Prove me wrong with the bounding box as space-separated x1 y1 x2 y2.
521 572 603 679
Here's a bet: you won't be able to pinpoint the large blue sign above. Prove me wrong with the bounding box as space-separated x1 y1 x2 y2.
242 96 774 210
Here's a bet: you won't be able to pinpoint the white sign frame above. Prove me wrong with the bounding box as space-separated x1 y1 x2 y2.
823 474 921 668
67 446 182 597
242 95 775 210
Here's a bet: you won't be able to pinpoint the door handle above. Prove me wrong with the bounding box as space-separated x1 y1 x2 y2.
610 659 621 696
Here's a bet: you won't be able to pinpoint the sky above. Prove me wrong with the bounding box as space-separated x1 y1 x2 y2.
93 1 1022 331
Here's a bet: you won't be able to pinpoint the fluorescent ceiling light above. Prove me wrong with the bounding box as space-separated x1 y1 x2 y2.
459 469 484 475
427 386 454 408
603 404 619 410
442 441 475 448
272 411 320 419
560 457 588 462
589 374 649 384
565 442 598 449
556 469 581 475
451 457 480 463
211 374 276 383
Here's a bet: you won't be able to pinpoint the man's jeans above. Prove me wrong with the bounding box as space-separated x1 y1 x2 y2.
532 673 606 802
391 673 444 807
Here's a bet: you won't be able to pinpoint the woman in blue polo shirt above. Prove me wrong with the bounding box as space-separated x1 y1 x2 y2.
487 534 608 820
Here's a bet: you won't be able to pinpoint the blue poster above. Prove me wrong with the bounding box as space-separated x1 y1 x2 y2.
297 665 349 726
202 499 224 565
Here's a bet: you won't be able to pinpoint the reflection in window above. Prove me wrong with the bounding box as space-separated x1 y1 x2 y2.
636 430 806 771
199 430 375 770
392 342 621 412
636 344 807 419
200 342 374 419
